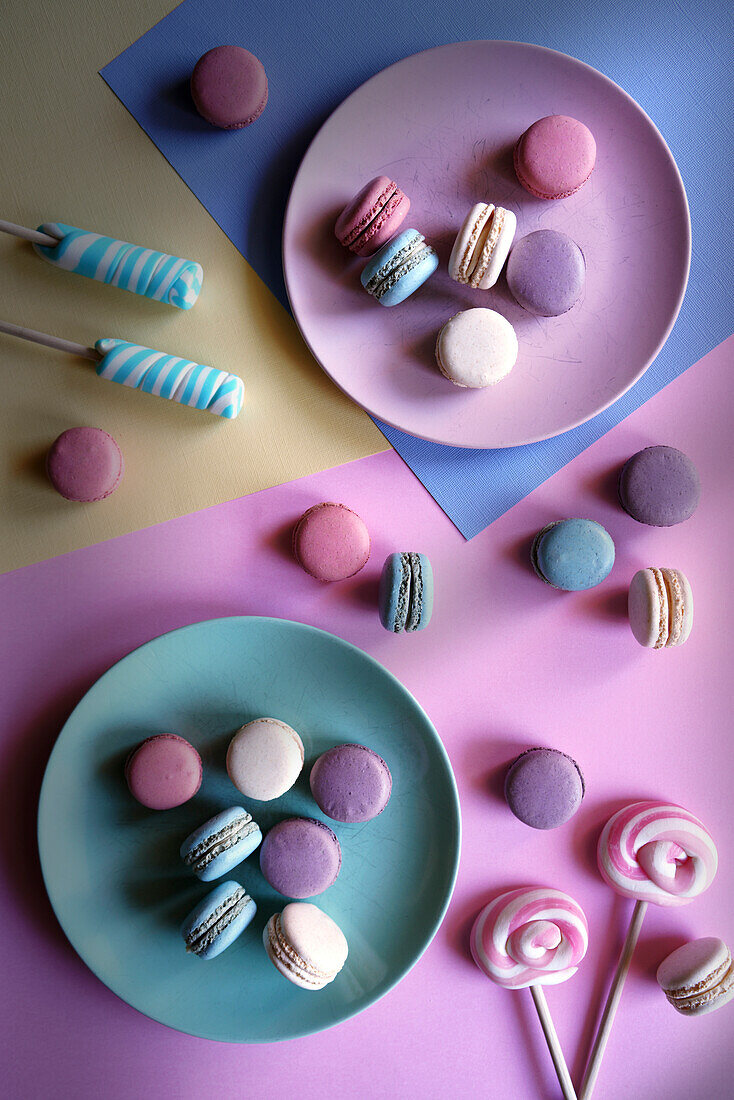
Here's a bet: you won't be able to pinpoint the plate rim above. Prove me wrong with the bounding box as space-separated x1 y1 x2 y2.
282 39 692 449
37 614 462 1044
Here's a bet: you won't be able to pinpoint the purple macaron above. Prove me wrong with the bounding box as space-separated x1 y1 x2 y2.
504 747 584 829
46 426 123 502
260 817 341 898
618 446 701 526
190 45 268 129
310 744 392 823
506 229 585 316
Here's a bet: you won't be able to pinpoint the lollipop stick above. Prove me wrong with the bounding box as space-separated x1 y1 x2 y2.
579 899 648 1100
0 319 98 360
529 985 578 1100
0 219 59 247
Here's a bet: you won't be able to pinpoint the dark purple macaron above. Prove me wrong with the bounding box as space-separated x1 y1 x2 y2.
310 744 392 823
618 446 701 526
190 45 268 130
46 426 123 502
504 747 584 829
260 817 341 898
506 229 585 316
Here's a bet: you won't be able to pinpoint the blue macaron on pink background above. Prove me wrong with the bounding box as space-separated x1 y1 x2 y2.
531 518 615 591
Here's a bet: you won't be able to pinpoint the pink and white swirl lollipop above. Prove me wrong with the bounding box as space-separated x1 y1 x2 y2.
580 801 718 1099
472 887 588 1100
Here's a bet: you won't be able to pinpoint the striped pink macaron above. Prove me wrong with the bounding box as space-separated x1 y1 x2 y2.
597 801 718 906
334 176 410 257
470 886 588 988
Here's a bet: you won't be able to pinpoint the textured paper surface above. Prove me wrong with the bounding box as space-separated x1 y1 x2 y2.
2 338 732 1094
102 0 733 538
0 0 387 575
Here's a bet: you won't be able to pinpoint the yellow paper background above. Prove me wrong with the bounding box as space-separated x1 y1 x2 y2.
0 0 388 575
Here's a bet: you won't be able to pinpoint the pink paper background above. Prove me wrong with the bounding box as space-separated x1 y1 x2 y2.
2 337 733 1097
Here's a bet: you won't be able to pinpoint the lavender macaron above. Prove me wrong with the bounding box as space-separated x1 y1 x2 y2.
310 744 392 823
260 817 342 898
504 747 585 829
618 446 701 526
506 230 585 316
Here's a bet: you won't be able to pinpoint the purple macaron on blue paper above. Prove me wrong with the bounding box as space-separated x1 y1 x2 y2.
180 806 262 881
101 0 729 539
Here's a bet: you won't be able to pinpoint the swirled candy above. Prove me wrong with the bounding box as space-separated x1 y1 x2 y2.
95 339 244 419
33 223 203 310
597 801 717 907
470 887 588 989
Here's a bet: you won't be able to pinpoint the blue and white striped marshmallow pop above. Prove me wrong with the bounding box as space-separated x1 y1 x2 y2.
95 339 244 419
33 223 203 310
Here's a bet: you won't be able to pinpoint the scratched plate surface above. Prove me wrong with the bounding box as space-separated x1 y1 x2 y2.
38 617 460 1042
284 41 690 448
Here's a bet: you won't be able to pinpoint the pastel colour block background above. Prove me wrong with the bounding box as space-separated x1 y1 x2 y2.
0 0 386 575
102 0 733 537
2 337 733 1096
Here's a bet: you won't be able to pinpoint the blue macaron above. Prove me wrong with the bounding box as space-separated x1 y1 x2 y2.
379 552 434 632
181 880 257 960
180 806 262 881
360 229 438 306
531 518 615 591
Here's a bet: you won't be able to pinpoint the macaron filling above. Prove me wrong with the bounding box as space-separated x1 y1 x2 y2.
183 814 259 875
184 885 252 955
406 553 424 632
364 234 434 300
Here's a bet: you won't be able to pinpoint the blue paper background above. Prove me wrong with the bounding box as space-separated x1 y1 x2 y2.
102 0 733 538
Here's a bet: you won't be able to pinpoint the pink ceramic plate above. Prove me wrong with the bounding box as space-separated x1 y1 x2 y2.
283 41 690 449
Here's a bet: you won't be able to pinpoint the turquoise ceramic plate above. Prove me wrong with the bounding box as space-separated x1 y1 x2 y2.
38 616 461 1043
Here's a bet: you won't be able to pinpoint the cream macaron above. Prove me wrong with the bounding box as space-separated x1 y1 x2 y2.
226 717 304 800
657 937 734 1016
448 202 517 289
264 902 348 990
436 308 518 388
628 567 693 648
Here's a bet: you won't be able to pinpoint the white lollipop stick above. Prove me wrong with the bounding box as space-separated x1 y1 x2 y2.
0 218 203 310
0 320 244 419
579 899 647 1100
529 984 578 1100
581 801 718 1099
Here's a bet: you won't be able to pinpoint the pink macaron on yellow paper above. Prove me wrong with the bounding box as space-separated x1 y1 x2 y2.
449 202 516 289
334 176 410 257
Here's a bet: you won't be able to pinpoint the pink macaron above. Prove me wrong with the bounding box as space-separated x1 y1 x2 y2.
514 115 596 200
125 733 202 810
190 45 268 129
292 502 370 582
334 176 410 257
46 426 123 502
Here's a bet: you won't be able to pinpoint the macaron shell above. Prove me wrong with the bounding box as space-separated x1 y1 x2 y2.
436 308 518 388
260 817 342 898
531 519 614 591
125 734 202 809
407 552 433 631
293 502 370 582
46 427 123 502
474 207 517 289
506 230 586 316
514 115 596 199
226 718 304 800
504 747 584 829
181 881 257 959
618 446 701 526
657 938 734 1015
180 806 262 881
628 568 667 647
378 552 411 631
663 568 693 646
190 46 268 129
448 202 493 283
280 902 348 974
310 743 392 822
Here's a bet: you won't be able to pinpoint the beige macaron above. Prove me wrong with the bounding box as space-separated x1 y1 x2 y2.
448 202 517 289
628 567 693 648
